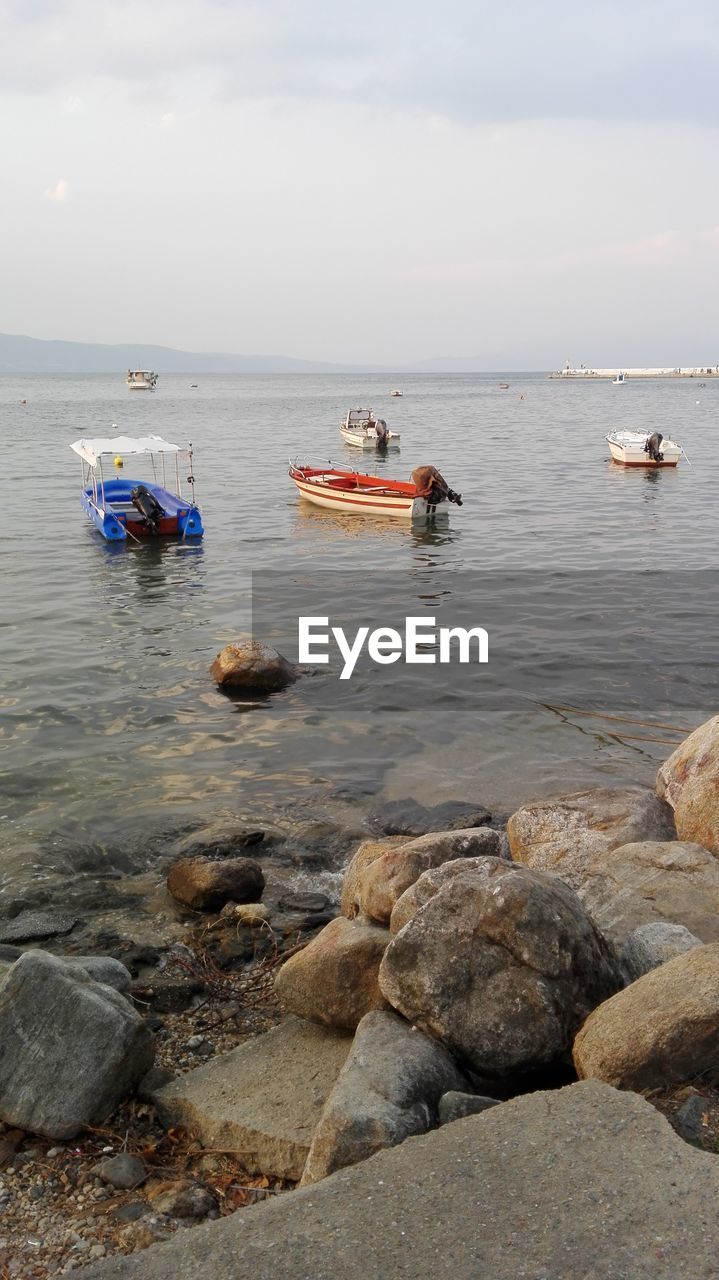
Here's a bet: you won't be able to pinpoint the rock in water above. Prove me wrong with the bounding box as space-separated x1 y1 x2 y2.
0 910 78 944
0 952 154 1139
620 921 702 982
507 786 675 889
656 714 719 853
573 943 719 1090
301 1009 467 1184
167 856 265 911
379 857 621 1078
367 799 491 836
210 641 298 693
275 917 389 1030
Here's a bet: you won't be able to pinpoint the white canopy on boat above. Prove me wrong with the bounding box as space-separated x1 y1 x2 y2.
70 435 182 466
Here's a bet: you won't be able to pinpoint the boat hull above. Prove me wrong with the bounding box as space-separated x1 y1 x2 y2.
81 480 204 540
339 427 401 449
606 434 681 467
289 468 448 520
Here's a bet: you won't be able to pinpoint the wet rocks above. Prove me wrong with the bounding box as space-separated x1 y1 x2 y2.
275 917 389 1030
379 857 622 1078
0 951 154 1139
210 641 299 694
576 840 719 946
0 909 79 944
656 714 719 854
167 856 265 912
507 786 675 889
620 921 703 982
573 942 719 1091
302 1009 468 1184
368 799 492 837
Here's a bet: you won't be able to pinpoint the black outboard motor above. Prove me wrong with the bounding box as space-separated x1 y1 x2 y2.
644 432 664 463
375 418 389 446
131 484 166 533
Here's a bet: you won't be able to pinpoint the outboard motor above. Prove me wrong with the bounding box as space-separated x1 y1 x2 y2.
375 417 389 447
411 465 463 507
131 484 165 533
644 432 664 463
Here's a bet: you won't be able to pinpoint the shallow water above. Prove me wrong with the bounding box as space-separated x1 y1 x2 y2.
1 371 716 892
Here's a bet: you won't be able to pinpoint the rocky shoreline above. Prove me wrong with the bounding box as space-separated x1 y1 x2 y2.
3 706 719 1275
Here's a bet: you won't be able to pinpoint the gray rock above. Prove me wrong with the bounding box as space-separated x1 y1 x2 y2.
73 1081 719 1280
62 956 133 994
302 1009 467 1185
438 1091 500 1125
508 786 675 889
673 1092 711 1143
92 1154 146 1190
137 1066 175 1103
379 857 621 1078
368 799 492 837
621 921 703 982
0 910 78 944
154 1017 352 1181
0 951 155 1139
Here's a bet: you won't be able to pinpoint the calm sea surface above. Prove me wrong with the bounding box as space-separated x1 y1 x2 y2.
1 372 717 894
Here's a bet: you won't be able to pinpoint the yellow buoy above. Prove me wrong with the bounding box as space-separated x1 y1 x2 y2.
114 455 124 468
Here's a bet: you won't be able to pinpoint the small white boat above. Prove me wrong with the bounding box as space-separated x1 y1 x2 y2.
498 382 510 390
606 430 683 467
339 408 400 449
612 372 626 385
127 369 158 391
390 389 403 397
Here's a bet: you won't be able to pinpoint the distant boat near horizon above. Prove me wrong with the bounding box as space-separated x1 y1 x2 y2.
127 369 158 391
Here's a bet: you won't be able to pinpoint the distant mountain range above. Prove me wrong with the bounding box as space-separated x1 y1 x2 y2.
0 332 517 375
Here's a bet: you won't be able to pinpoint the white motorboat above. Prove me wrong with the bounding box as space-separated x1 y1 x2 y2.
390 389 403 397
606 430 683 467
612 372 626 385
339 408 400 449
127 369 158 391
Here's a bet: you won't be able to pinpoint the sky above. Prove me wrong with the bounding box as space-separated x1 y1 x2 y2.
2 0 719 367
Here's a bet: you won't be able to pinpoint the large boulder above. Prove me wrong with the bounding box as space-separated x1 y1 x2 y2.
576 840 719 946
340 837 407 918
154 1017 352 1181
620 921 702 983
0 951 154 1139
656 715 719 854
74 1081 719 1280
574 942 719 1090
345 828 502 925
210 641 298 694
301 1009 467 1185
275 917 389 1030
379 857 621 1078
167 856 265 912
507 786 675 889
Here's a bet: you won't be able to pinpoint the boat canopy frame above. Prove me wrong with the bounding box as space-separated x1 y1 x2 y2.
70 436 196 513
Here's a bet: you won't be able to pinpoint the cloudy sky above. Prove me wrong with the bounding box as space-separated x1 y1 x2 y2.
2 0 718 365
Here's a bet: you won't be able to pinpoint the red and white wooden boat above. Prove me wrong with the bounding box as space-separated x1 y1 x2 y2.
288 463 453 520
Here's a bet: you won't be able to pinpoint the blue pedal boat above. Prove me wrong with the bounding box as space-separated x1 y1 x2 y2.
70 434 204 542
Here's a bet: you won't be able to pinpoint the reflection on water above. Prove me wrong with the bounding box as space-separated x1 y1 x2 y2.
0 370 716 889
